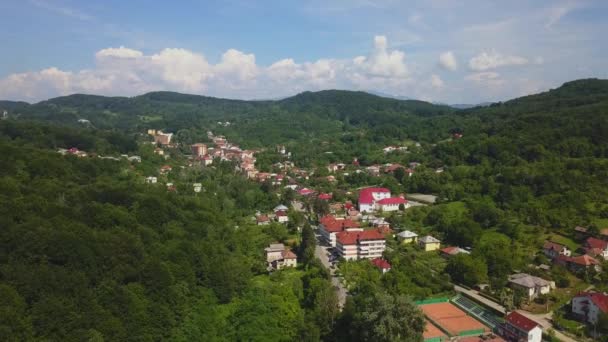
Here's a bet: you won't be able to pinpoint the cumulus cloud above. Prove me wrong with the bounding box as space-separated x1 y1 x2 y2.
430 74 444 88
438 51 458 71
469 51 529 71
465 71 505 87
0 35 418 102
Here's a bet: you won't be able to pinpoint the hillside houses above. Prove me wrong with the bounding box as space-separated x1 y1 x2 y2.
543 241 571 259
319 215 361 247
508 273 553 300
265 243 297 270
572 292 608 324
336 229 386 261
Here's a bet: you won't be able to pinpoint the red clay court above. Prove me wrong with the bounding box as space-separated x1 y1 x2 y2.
423 320 447 341
420 302 488 336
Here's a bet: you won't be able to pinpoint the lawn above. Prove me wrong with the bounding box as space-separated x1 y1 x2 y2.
545 233 579 251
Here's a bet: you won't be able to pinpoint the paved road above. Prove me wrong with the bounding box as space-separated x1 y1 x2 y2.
314 240 347 309
453 285 578 342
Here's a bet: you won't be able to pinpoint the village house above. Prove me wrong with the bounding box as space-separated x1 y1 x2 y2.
191 143 207 157
556 254 601 273
298 188 315 196
274 204 288 212
159 165 172 174
193 183 202 193
397 230 418 244
418 235 441 251
265 243 297 270
318 193 333 201
275 210 289 223
365 165 381 177
499 312 542 342
440 246 470 258
256 215 270 226
153 131 173 145
335 229 386 260
371 258 391 273
145 176 157 184
584 237 608 259
574 226 590 240
154 147 164 156
318 215 362 247
508 273 553 300
572 292 608 325
543 241 572 259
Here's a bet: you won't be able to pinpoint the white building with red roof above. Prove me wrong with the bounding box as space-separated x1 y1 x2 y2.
376 197 409 212
335 229 386 260
275 210 289 223
500 311 542 342
358 187 391 213
318 215 362 247
584 237 608 259
572 292 608 324
371 258 391 273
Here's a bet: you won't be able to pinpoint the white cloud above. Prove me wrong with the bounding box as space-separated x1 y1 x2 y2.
96 46 143 59
29 0 93 21
430 74 444 88
438 51 458 71
468 51 528 71
465 71 504 87
351 35 409 78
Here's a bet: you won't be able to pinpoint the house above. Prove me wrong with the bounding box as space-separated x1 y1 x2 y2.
371 258 391 273
440 246 470 258
418 235 441 251
193 183 202 193
508 273 553 300
366 165 381 176
318 193 333 201
153 131 173 145
543 241 571 259
298 188 315 196
318 215 361 247
336 229 386 260
160 165 172 174
275 210 289 223
358 187 391 213
265 243 297 270
397 230 418 244
584 237 608 259
274 204 289 212
556 254 601 273
574 226 589 240
500 312 542 342
256 215 270 226
145 176 157 184
376 197 409 212
572 292 608 324
191 143 207 157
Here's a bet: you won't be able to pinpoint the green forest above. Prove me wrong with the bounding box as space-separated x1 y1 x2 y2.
1 78 608 341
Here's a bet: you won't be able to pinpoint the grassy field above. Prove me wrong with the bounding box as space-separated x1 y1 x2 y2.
545 233 580 251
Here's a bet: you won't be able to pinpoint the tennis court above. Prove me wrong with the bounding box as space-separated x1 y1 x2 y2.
419 302 488 336
423 320 447 342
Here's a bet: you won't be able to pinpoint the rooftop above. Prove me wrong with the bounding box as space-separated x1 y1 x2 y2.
505 311 540 332
508 273 551 288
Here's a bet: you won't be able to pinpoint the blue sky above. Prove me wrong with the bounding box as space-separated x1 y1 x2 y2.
1 0 607 103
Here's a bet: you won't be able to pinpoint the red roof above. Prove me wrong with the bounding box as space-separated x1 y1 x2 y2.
336 230 385 245
506 312 540 332
575 292 608 313
358 187 391 204
585 237 608 250
282 249 297 259
371 258 391 270
275 210 287 217
543 241 567 252
318 193 333 200
257 215 270 222
298 188 314 195
319 215 360 232
441 246 459 255
377 197 407 205
569 254 599 266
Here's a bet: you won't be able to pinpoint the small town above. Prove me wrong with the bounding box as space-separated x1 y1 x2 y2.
50 125 606 342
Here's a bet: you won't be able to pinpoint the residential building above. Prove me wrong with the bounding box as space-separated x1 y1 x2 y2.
274 204 289 212
336 229 386 260
275 210 289 223
584 237 608 259
556 254 601 273
508 273 553 300
358 187 391 213
371 258 391 273
543 241 571 259
191 143 207 157
159 165 172 174
418 235 441 251
397 230 418 244
265 243 297 270
318 215 361 247
153 131 173 145
193 183 202 193
440 246 470 258
256 215 270 226
500 311 542 342
145 176 157 184
572 292 608 324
